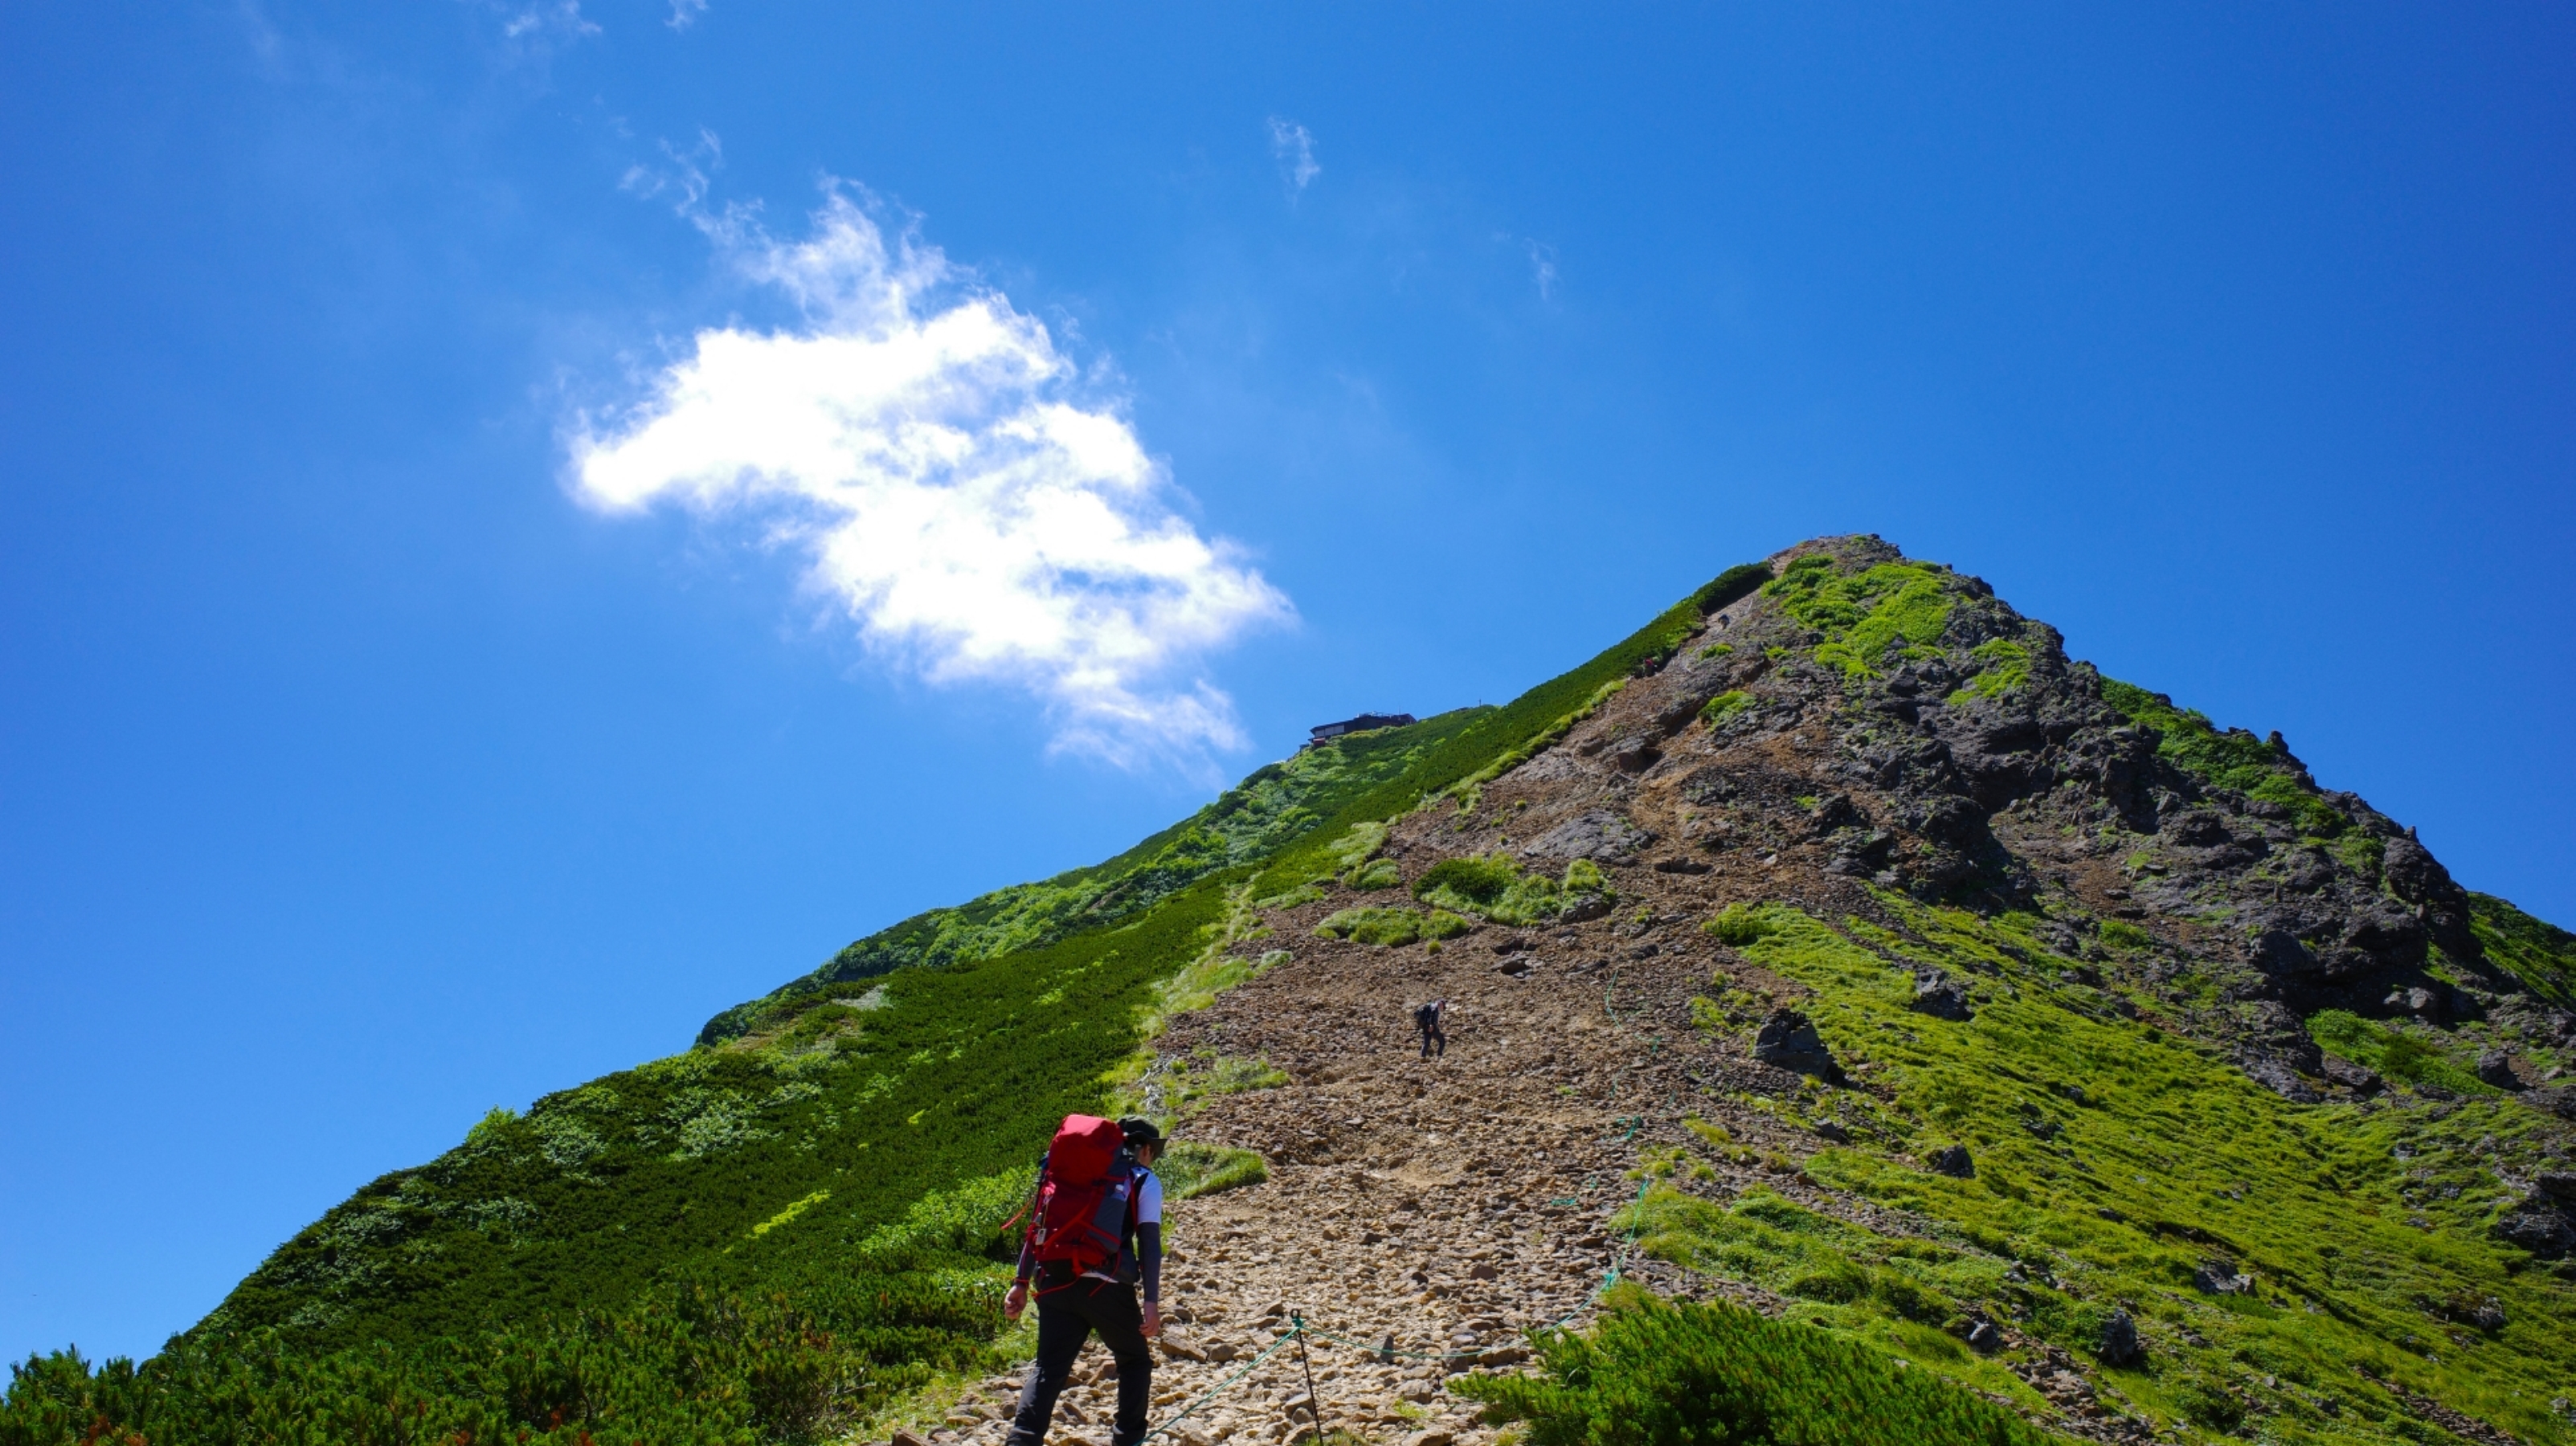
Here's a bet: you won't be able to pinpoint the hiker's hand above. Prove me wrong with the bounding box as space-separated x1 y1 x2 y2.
1004 1283 1028 1321
1141 1301 1161 1338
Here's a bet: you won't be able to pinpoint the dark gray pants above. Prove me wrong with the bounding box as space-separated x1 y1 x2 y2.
1005 1278 1152 1446
1419 1023 1445 1057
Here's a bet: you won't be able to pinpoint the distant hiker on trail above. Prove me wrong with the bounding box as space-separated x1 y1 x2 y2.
1003 1115 1164 1446
1415 999 1446 1058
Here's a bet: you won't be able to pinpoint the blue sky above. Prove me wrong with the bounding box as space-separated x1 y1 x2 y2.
2 2 2570 1363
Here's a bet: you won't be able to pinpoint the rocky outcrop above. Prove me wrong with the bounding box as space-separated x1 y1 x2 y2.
1522 810 1653 864
912 537 2575 1446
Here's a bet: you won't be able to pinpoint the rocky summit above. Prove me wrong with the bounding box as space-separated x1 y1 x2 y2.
10 536 2575 1446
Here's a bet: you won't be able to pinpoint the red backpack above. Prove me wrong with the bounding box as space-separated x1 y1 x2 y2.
1021 1114 1142 1289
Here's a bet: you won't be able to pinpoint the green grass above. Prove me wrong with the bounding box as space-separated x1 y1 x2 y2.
1948 639 2031 705
2098 679 2349 839
1764 555 1957 681
1155 1142 1269 1203
1692 562 1777 617
1702 902 1781 948
2306 1011 2496 1097
2468 892 2576 1008
1699 689 1753 726
1645 897 2576 1443
1413 853 1609 927
1314 906 1472 946
25 547 2566 1446
699 715 1497 1045
1452 1285 2063 1445
3 563 1786 1446
1340 858 1403 891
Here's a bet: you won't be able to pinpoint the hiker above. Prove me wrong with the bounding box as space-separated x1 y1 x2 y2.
1003 1115 1165 1446
1414 999 1446 1058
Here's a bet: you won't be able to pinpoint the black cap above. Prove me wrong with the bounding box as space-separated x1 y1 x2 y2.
1119 1117 1164 1146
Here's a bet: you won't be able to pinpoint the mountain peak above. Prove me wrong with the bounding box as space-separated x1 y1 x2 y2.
18 540 2574 1446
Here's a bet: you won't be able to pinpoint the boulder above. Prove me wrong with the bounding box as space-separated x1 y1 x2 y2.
2477 1052 2523 1090
2240 1053 2322 1105
1926 1145 1976 1178
2191 1259 2252 1295
2494 1195 2576 1260
2096 1308 2143 1366
2321 1056 2382 1093
1966 1321 2005 1354
1524 810 1654 863
1607 736 1662 774
1560 892 1613 923
1908 970 1975 1021
2385 986 2445 1020
1751 1009 1837 1076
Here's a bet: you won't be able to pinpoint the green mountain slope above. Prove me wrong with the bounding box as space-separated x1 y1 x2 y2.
8 539 2574 1446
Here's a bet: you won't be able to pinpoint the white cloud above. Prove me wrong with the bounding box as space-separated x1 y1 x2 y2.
570 188 1294 771
667 0 707 30
1524 239 1559 301
498 0 596 45
619 129 722 210
1267 117 1320 193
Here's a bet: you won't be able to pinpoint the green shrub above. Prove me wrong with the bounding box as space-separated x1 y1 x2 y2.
2097 679 2346 838
1315 908 1431 946
1763 558 1957 681
1149 1051 1290 1115
1424 909 1474 940
1157 1142 1269 1201
1415 855 1539 925
1785 1260 1871 1304
1417 854 1520 905
1324 820 1389 871
1946 639 2030 705
1340 858 1402 891
1692 562 1776 615
1699 690 1753 726
1703 903 1781 947
2096 919 2152 950
1450 1291 2060 1445
2468 892 2576 1007
2306 1010 2492 1096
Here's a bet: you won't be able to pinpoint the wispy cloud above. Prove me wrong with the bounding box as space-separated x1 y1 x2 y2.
667 0 708 30
570 185 1294 772
619 129 722 210
1267 116 1320 194
496 0 596 47
1524 239 1559 301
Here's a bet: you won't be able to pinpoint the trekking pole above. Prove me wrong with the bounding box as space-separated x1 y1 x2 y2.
1290 1311 1325 1444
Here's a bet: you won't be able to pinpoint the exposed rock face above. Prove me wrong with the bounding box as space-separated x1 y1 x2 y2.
1452 533 2567 1110
1522 810 1653 863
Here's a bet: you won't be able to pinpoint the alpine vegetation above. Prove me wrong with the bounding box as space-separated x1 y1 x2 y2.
11 537 2574 1446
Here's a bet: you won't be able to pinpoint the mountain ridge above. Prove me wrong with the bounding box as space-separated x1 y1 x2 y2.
7 535 2574 1446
